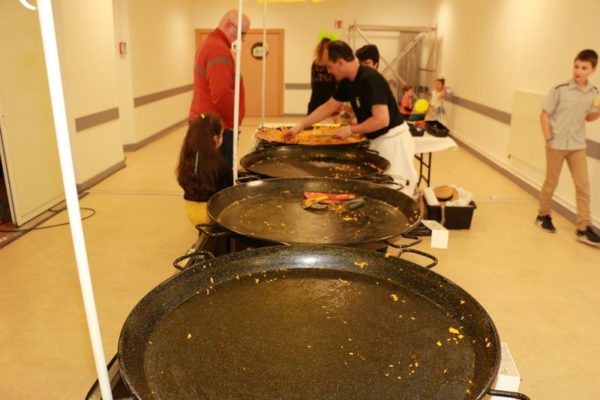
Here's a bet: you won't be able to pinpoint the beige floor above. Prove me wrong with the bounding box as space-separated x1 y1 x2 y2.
1 117 599 399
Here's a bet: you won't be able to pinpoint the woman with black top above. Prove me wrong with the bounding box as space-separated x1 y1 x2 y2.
307 38 337 114
176 113 232 226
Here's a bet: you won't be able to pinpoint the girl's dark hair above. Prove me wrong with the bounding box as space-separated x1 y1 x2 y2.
176 113 225 199
436 78 445 86
403 85 413 93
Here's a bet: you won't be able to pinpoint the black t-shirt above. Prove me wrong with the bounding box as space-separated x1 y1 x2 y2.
333 65 403 139
308 62 337 114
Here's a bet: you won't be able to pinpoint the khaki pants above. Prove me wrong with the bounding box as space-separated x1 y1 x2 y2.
538 148 590 230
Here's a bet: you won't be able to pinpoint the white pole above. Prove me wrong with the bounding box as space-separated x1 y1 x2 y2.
232 1 243 183
260 0 267 127
35 1 113 399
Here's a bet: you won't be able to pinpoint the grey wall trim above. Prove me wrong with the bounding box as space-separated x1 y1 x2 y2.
587 139 600 159
449 95 600 160
123 119 187 152
451 135 578 224
76 160 126 192
285 83 311 90
134 84 193 107
447 95 512 125
75 107 119 132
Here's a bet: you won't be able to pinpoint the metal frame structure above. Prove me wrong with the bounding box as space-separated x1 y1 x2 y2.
348 23 437 99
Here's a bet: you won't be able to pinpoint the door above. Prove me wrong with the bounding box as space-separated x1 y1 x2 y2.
195 29 284 117
0 1 64 226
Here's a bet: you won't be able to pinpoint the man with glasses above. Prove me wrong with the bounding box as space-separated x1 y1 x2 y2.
189 9 251 182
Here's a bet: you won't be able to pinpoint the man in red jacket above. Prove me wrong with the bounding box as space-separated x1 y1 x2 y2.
189 9 250 178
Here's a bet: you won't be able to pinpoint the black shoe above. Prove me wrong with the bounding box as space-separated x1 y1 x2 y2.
535 215 556 233
575 226 600 247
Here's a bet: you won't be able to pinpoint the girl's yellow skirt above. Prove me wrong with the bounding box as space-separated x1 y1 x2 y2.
184 200 210 227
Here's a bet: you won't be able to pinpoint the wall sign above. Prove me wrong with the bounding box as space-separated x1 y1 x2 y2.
251 42 269 60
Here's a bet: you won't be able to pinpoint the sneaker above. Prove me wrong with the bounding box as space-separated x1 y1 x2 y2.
535 215 556 233
575 226 600 247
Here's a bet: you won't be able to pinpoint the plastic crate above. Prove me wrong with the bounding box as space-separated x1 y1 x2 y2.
426 201 476 229
425 120 449 137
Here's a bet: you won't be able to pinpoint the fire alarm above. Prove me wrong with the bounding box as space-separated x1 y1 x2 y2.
334 20 343 29
119 42 127 55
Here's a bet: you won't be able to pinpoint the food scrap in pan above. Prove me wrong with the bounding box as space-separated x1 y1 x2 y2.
301 191 365 211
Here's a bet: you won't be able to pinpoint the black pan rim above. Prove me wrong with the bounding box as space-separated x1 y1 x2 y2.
207 177 421 245
118 244 501 400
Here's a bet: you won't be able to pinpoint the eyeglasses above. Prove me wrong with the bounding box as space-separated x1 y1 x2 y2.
231 22 248 39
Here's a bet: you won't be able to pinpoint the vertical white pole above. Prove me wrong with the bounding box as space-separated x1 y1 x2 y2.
260 0 267 127
35 1 113 399
232 1 243 183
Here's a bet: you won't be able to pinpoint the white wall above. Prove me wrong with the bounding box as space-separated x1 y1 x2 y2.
126 0 196 143
56 0 124 184
0 2 64 225
192 0 436 114
433 0 600 225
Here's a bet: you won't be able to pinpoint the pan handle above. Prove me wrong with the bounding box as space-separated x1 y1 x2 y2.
486 389 531 400
173 250 215 271
235 174 262 184
385 234 422 249
394 248 438 269
196 223 231 238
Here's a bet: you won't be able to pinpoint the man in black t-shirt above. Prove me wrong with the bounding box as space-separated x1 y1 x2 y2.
289 40 417 195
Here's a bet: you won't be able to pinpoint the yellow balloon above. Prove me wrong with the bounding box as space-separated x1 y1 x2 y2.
414 99 429 114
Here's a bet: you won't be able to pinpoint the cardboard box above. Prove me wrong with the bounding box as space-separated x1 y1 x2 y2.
426 201 476 229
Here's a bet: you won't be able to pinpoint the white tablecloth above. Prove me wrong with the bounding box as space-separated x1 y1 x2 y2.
413 133 458 154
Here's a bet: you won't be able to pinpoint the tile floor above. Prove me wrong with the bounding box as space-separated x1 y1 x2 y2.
0 117 599 399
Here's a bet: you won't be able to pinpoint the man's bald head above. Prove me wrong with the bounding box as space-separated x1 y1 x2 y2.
218 9 251 43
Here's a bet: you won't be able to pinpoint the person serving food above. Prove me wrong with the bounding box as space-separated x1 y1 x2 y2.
287 40 417 195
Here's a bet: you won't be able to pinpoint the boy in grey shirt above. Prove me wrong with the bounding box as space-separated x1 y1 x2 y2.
536 49 600 247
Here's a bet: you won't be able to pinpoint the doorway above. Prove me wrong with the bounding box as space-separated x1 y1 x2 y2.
0 126 13 225
194 29 284 117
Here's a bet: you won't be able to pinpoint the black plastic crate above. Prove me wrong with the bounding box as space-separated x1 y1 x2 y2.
426 201 476 229
425 120 449 137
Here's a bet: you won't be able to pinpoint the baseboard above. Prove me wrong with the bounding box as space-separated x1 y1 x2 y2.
76 159 126 193
123 119 187 152
451 134 583 225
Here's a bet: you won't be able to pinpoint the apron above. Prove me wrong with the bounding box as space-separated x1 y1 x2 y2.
369 122 417 196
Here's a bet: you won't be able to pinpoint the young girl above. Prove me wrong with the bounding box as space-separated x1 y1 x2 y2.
399 85 414 116
307 38 338 116
428 78 446 121
176 113 232 226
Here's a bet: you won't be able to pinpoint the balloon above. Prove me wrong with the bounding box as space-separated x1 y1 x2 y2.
414 99 429 114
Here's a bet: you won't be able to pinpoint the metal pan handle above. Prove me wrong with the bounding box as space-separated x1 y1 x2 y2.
235 174 262 184
394 248 438 269
195 223 231 238
385 234 422 249
173 251 215 271
487 389 531 400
